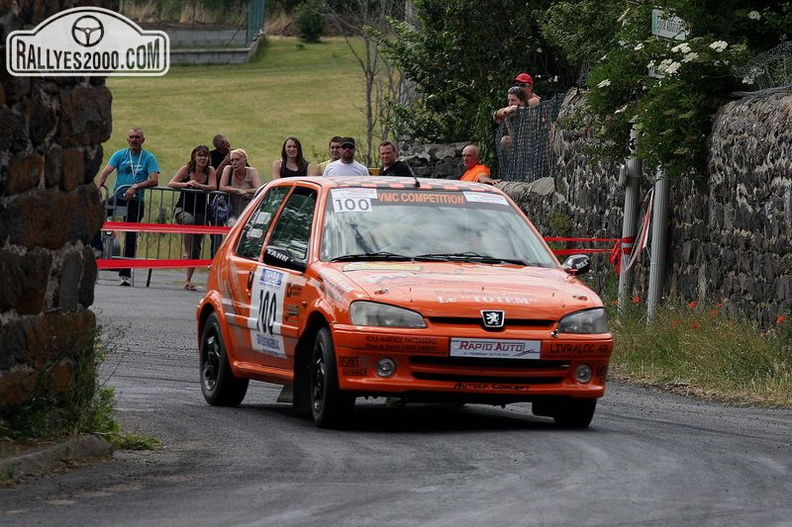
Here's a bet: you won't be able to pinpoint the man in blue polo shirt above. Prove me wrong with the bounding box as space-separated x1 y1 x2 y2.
95 126 160 286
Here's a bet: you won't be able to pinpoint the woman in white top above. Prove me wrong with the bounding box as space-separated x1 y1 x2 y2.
219 148 262 225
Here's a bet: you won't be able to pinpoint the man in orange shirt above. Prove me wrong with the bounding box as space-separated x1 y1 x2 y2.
460 144 495 183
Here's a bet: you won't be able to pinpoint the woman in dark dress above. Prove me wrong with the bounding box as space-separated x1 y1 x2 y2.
272 136 311 178
168 145 216 291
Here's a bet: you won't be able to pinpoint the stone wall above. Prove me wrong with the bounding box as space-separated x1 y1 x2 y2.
0 1 114 417
401 89 792 327
672 92 792 326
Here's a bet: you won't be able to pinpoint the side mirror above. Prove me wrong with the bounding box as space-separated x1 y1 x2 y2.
561 254 590 276
263 246 307 273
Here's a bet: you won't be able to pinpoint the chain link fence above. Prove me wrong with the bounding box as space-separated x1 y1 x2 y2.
732 41 792 96
494 95 562 183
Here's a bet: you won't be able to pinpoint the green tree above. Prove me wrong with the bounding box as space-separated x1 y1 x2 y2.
380 0 573 158
542 0 790 178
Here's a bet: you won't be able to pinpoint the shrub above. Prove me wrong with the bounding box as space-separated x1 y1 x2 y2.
544 1 790 180
296 0 326 43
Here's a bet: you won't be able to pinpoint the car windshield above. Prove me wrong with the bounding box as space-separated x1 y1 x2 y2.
320 187 558 267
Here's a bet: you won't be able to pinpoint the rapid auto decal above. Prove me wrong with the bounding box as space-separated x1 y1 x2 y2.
450 338 541 360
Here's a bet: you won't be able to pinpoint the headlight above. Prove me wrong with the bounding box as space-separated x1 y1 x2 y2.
558 308 609 334
350 301 426 328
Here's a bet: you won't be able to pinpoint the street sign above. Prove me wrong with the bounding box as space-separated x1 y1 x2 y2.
651 9 688 41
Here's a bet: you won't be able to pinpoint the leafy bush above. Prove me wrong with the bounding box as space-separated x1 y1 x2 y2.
544 1 790 179
296 0 326 43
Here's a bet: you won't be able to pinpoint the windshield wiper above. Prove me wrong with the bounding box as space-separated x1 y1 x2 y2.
330 251 413 262
413 252 527 266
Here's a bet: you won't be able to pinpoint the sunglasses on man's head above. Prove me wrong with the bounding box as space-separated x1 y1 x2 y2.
341 145 355 150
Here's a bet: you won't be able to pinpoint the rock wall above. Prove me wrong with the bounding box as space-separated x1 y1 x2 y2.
402 89 792 327
672 92 792 326
0 1 114 417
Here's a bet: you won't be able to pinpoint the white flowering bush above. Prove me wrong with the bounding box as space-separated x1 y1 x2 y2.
544 1 790 179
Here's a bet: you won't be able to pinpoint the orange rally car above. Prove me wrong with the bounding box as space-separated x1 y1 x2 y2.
196 176 613 428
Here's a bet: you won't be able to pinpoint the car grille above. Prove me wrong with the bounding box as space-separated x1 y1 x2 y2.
409 356 568 385
428 317 555 329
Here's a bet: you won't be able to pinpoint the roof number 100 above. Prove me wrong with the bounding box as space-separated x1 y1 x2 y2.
333 198 371 213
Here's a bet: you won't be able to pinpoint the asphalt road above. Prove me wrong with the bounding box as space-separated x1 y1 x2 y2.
1 269 791 526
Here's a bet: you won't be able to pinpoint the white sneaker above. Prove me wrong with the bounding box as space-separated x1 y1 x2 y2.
119 277 132 287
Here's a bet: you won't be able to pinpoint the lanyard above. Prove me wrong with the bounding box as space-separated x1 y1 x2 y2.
128 149 144 180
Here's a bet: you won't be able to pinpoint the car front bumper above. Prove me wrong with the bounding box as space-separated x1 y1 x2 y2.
331 326 612 402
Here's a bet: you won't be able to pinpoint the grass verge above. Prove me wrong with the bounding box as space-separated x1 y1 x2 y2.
609 299 792 407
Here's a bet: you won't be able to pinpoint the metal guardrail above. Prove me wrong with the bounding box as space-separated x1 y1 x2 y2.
95 186 232 286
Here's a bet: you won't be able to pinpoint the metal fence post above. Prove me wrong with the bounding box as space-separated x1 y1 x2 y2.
618 126 642 314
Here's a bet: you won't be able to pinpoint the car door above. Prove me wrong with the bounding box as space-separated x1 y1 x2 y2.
244 186 318 371
223 185 290 367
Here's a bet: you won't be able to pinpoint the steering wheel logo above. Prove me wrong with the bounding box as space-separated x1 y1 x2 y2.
71 15 104 47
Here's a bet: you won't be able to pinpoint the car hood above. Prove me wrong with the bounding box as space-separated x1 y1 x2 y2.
325 261 602 318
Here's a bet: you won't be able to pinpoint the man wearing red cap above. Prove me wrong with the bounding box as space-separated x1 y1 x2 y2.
513 72 541 107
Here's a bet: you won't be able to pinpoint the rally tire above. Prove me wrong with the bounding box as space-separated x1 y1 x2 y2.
200 312 249 406
534 398 597 429
310 327 355 428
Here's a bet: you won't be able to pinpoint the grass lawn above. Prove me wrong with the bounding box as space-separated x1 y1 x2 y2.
105 36 368 182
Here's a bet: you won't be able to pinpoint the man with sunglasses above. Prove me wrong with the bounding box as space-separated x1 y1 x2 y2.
322 137 369 176
513 72 541 107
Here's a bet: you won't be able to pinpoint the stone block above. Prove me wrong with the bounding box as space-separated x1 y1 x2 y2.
0 69 31 104
60 148 84 191
6 152 44 195
0 249 51 314
0 320 25 369
79 246 97 308
0 367 39 413
44 146 63 188
17 310 96 368
84 144 104 183
12 190 69 249
28 88 58 146
56 250 83 310
0 106 24 153
57 84 112 147
71 183 104 244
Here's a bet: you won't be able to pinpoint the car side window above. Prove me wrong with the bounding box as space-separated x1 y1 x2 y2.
266 187 317 262
235 186 290 260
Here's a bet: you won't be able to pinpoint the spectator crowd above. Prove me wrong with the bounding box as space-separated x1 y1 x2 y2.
96 70 544 288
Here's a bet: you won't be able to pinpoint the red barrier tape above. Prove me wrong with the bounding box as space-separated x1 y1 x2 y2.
97 258 212 270
102 221 231 235
544 237 620 243
96 222 226 270
553 248 614 256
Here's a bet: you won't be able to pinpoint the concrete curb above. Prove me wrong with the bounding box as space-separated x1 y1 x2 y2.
0 435 113 481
